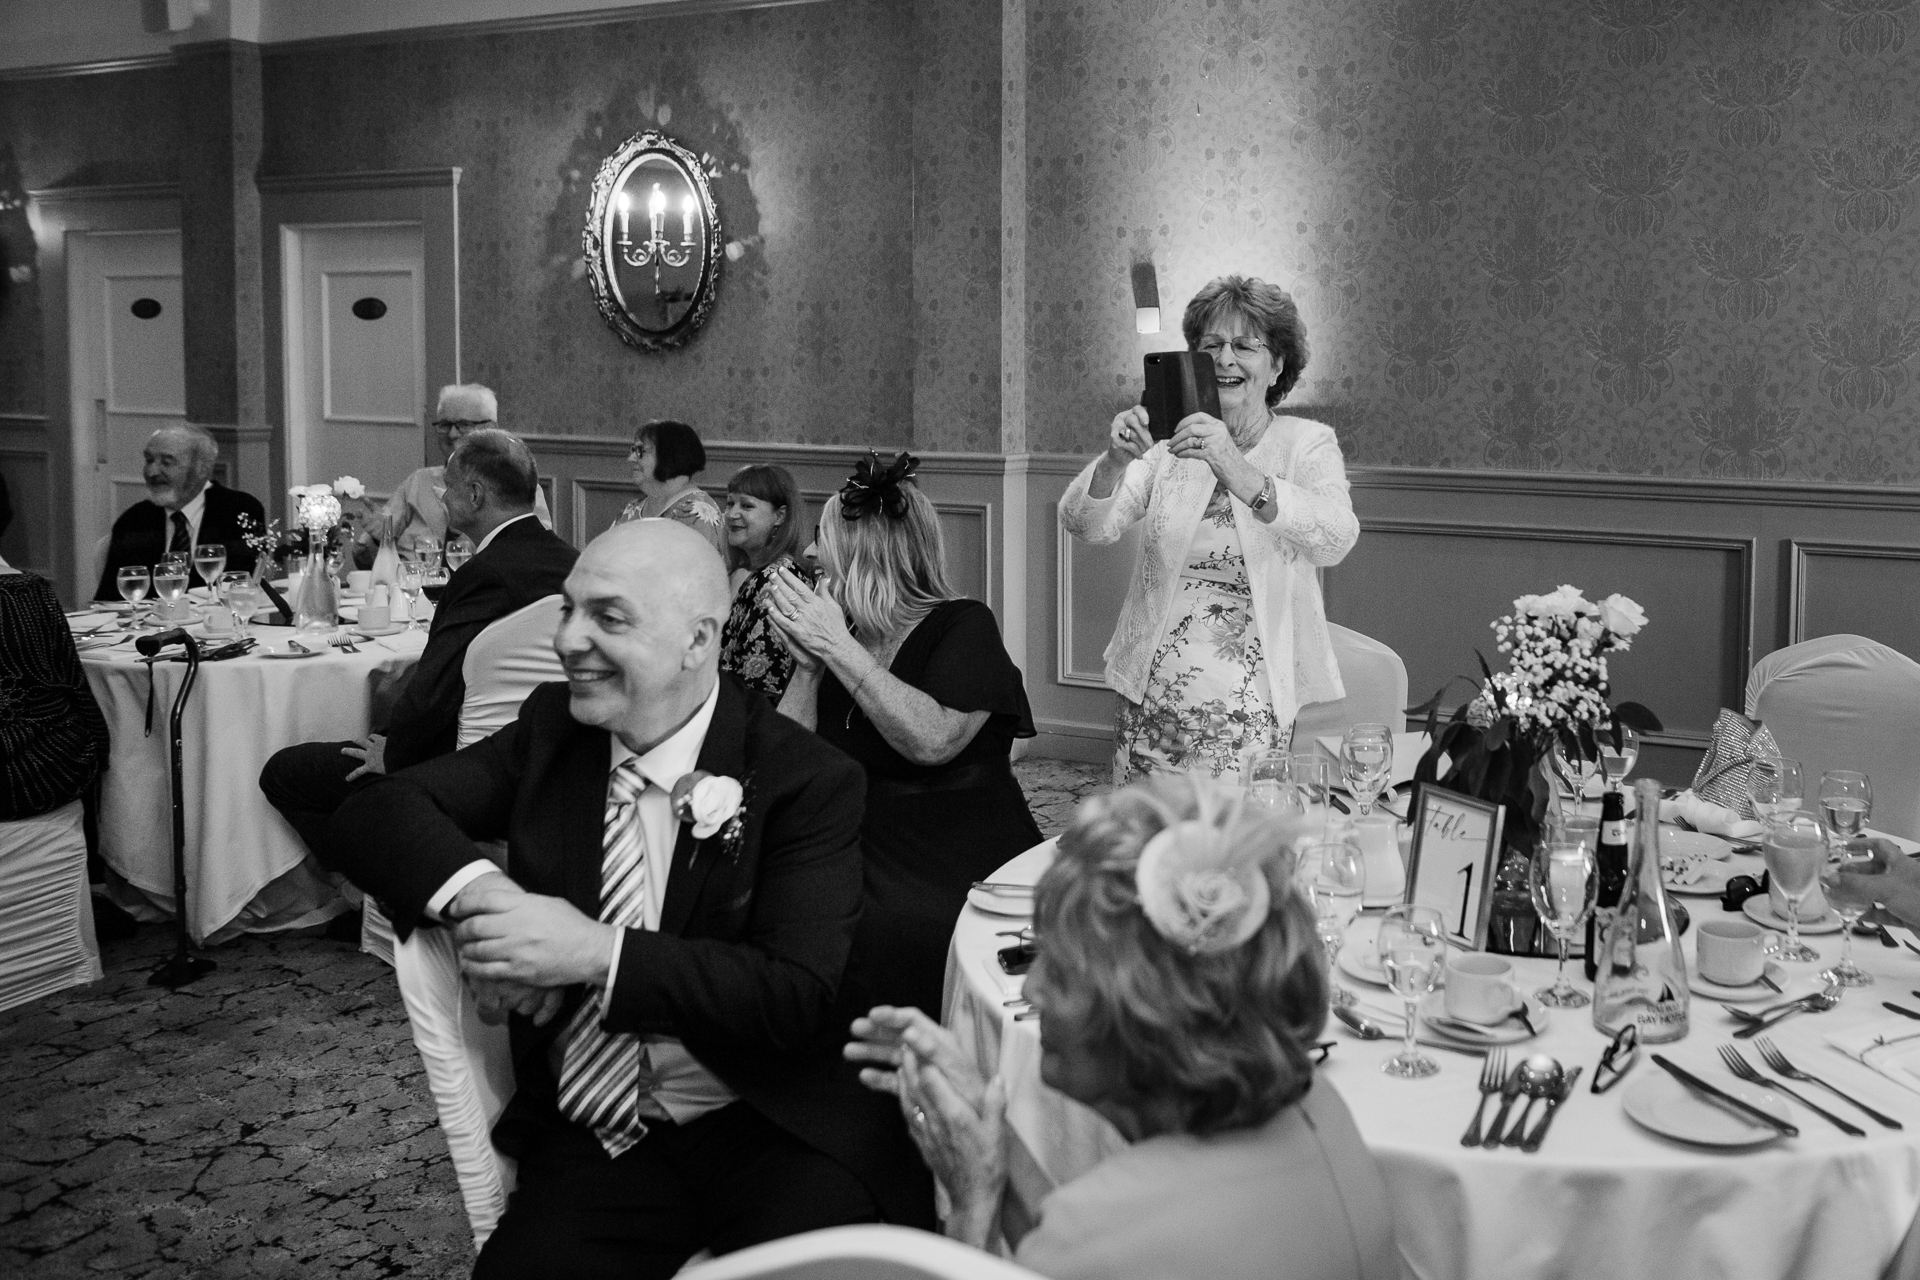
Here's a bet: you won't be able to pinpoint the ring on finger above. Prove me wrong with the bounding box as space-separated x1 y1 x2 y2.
913 1107 928 1126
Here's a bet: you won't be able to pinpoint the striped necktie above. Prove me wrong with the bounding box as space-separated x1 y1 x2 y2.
556 758 667 1158
168 510 191 556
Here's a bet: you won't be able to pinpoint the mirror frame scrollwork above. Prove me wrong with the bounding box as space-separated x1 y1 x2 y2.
583 130 723 352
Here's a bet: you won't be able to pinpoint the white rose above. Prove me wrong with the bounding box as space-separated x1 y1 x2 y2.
1597 593 1647 638
1533 584 1590 620
334 476 365 500
685 774 745 839
288 485 311 500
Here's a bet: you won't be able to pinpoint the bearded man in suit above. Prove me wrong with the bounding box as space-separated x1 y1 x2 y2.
328 519 930 1277
260 428 577 867
92 424 265 601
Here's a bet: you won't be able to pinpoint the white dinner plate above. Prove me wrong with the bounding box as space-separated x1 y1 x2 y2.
1338 945 1390 988
1742 896 1843 935
66 614 120 635
257 642 325 659
89 601 136 613
1418 991 1546 1046
1664 860 1736 896
352 623 407 638
966 839 1057 918
1660 827 1733 861
1687 961 1790 1003
1621 1071 1792 1149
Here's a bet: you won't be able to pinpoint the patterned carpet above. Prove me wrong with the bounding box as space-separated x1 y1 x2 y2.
0 757 1106 1279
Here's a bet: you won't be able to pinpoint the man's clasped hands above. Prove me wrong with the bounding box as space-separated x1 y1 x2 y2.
441 870 620 1025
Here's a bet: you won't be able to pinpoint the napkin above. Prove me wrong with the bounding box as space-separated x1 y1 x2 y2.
1660 790 1763 841
1826 1019 1920 1096
1663 853 1714 885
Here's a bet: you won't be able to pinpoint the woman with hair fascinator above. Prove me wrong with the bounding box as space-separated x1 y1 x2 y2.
765 450 1044 1018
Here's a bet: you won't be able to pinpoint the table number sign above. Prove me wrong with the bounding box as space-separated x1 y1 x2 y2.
1404 785 1505 950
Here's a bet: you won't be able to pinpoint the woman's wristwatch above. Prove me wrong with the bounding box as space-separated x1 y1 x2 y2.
1249 475 1276 516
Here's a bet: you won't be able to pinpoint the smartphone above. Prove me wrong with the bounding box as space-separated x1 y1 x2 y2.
997 943 1035 976
1141 350 1222 441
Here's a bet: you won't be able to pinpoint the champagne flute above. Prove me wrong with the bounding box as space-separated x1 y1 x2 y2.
1763 811 1826 963
1597 725 1639 791
1530 839 1597 1007
398 560 428 633
1341 724 1394 818
1377 904 1445 1079
117 565 151 629
1819 770 1872 849
1748 756 1805 825
1820 840 1878 988
1305 840 1367 1008
192 542 227 595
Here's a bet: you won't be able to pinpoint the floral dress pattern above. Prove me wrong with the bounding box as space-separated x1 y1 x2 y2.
1114 485 1293 783
612 486 728 559
720 557 816 702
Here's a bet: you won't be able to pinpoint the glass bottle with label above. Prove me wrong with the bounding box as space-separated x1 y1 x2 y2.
1592 778 1691 1043
1583 788 1630 980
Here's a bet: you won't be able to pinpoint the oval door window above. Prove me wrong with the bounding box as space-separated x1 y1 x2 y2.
130 298 163 319
351 296 388 321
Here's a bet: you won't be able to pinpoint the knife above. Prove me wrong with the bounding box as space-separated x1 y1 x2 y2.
1649 1054 1799 1137
1883 1002 1920 1021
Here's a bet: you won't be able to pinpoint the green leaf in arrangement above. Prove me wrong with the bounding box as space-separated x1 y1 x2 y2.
1613 701 1663 732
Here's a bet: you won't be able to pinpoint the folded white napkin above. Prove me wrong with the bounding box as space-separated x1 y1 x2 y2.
1660 790 1763 841
1826 1019 1920 1096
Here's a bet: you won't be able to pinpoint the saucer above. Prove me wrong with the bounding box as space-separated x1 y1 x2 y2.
1742 896 1843 935
352 623 407 638
1687 961 1790 1003
1418 991 1546 1046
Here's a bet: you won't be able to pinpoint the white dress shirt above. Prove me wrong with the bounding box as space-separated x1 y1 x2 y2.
427 680 737 1124
472 510 538 555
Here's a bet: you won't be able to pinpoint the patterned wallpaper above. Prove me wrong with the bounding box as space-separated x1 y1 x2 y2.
1020 0 1920 483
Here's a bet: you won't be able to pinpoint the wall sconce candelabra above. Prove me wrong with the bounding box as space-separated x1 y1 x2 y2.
617 184 697 269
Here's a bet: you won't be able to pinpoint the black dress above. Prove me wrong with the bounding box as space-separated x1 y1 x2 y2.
819 598 1043 1018
0 572 111 820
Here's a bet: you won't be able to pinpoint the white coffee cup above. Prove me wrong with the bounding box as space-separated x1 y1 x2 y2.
1444 952 1523 1025
1696 919 1768 986
359 603 391 631
347 569 372 594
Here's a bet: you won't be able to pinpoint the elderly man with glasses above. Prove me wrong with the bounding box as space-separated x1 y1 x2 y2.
365 383 553 560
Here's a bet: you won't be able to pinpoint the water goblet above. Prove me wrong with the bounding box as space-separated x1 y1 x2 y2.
116 565 151 628
444 534 474 572
398 560 428 633
1818 771 1872 849
1304 840 1367 1008
1597 725 1639 792
1748 756 1805 825
1341 724 1394 818
1530 839 1597 1007
192 542 227 594
1377 904 1446 1079
1819 840 1878 987
1764 811 1826 963
152 560 191 621
226 581 261 640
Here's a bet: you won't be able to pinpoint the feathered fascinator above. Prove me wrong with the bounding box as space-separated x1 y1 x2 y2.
1134 783 1280 955
838 450 920 521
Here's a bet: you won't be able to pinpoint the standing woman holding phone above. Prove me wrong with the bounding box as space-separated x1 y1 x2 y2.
1060 275 1359 784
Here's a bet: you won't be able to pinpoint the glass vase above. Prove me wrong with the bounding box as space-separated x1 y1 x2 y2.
289 552 338 634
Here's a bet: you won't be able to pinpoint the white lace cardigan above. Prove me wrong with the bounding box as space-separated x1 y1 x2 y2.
1058 415 1360 725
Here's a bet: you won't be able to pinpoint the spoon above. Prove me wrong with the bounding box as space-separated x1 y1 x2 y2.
1502 1056 1563 1147
1732 986 1842 1039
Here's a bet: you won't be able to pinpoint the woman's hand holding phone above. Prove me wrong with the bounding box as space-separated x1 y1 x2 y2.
1106 406 1152 465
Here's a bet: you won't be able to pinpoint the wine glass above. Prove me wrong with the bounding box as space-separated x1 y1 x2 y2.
116 565 151 628
227 580 262 640
1376 904 1445 1079
398 560 428 633
192 542 227 595
1530 838 1597 1007
1819 771 1872 849
1819 840 1878 988
1597 725 1639 792
152 559 191 619
1764 811 1826 963
1341 724 1394 817
1552 739 1601 814
1748 756 1805 825
444 534 474 572
1304 841 1367 1008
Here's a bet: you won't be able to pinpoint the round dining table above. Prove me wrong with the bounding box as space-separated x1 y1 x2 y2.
76 615 427 944
946 831 1920 1280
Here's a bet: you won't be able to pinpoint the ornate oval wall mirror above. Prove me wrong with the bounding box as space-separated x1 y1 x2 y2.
584 130 723 351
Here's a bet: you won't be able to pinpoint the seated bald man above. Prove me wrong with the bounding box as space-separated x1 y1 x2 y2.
92 424 265 601
326 520 930 1278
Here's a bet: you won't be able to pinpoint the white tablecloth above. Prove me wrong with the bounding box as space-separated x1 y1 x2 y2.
947 837 1920 1280
80 624 426 944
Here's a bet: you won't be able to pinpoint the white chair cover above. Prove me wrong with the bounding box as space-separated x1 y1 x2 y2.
0 800 103 1013
458 594 565 748
1291 623 1409 746
1745 634 1920 841
679 1225 1045 1280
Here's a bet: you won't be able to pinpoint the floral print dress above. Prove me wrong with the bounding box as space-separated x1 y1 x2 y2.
1114 485 1292 783
612 486 728 560
719 557 816 702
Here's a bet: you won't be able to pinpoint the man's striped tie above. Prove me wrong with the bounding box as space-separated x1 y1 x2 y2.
556 758 663 1158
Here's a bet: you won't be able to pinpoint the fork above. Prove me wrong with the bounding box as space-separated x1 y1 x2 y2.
1717 1045 1866 1136
1482 1060 1526 1148
1755 1038 1903 1129
1460 1049 1508 1147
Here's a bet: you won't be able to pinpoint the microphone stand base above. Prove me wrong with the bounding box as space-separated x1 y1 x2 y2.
148 952 216 989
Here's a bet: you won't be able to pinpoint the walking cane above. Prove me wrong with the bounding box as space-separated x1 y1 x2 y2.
137 627 216 989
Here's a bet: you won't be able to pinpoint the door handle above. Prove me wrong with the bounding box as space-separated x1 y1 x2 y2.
94 398 108 466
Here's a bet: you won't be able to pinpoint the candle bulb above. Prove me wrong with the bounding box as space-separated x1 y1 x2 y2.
617 191 632 243
648 184 666 241
681 194 695 245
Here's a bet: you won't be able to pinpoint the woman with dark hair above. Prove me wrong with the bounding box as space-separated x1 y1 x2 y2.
766 451 1043 1016
1060 275 1358 784
718 463 815 702
847 775 1399 1280
611 418 726 558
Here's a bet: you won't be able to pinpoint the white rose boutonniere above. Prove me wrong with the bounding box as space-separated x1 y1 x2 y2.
672 770 749 863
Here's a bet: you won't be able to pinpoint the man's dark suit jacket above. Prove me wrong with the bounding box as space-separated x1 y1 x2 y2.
328 677 932 1227
92 483 266 601
382 514 577 770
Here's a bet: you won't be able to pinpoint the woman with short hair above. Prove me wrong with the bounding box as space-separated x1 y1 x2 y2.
718 463 815 702
611 418 727 558
1060 275 1358 784
847 775 1399 1280
767 451 1043 1016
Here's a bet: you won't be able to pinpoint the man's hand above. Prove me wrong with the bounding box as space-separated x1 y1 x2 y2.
1840 837 1920 933
455 890 618 988
342 734 387 781
469 977 567 1027
445 870 524 921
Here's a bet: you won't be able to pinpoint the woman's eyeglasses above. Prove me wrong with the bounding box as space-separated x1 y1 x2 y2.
1194 335 1268 359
